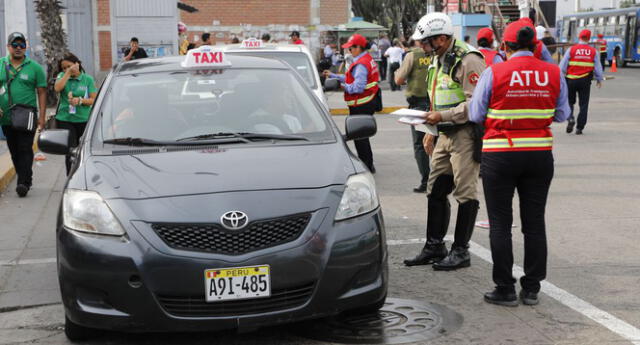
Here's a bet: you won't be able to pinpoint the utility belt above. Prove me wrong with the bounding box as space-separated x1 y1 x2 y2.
437 122 483 163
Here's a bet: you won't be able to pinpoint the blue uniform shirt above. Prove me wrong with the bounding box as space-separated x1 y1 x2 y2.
559 43 604 82
469 51 571 124
330 52 368 94
539 43 554 63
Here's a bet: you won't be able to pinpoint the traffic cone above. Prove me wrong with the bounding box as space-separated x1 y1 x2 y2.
611 56 618 73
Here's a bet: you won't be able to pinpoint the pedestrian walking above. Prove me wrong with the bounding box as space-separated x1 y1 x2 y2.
323 34 381 173
560 29 603 135
403 13 485 270
385 39 404 91
124 37 148 61
596 33 608 72
476 28 504 66
378 33 391 81
53 53 97 174
394 39 432 193
0 32 47 197
469 21 570 306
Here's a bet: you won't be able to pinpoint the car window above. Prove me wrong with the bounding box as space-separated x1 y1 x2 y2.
99 68 332 143
231 52 317 89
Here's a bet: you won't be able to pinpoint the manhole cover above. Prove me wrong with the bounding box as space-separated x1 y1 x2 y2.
295 298 463 344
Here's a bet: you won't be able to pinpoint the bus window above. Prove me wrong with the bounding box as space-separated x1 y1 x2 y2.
588 17 596 26
619 15 627 25
579 18 586 27
609 16 617 25
598 17 605 26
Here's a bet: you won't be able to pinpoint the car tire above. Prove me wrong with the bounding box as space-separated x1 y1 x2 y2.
64 316 94 341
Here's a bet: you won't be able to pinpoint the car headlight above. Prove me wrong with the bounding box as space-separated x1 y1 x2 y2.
63 189 125 236
335 172 379 221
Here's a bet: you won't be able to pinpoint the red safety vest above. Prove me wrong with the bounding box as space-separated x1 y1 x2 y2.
344 52 380 107
479 47 500 66
533 41 545 60
596 38 607 53
483 55 561 152
566 44 597 79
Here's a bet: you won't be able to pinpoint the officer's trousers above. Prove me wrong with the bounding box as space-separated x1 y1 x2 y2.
407 96 430 188
426 125 479 203
600 52 607 72
348 101 376 171
567 77 592 131
481 150 553 293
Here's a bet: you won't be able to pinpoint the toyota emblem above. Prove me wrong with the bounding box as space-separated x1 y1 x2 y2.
220 211 249 230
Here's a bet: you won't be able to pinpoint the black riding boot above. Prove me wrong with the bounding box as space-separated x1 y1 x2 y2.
403 197 450 266
433 200 479 271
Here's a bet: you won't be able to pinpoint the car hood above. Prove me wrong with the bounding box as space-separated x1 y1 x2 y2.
85 143 355 200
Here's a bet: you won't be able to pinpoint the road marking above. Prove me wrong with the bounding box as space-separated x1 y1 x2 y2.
0 258 56 266
388 237 640 345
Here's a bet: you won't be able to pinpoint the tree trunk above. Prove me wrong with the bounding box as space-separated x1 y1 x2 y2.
34 0 68 107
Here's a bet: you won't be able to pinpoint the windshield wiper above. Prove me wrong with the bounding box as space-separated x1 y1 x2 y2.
239 133 309 141
176 132 308 142
102 137 170 146
176 132 251 143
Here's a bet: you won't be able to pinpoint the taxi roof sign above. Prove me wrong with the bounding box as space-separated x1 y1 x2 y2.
181 45 231 69
241 38 264 49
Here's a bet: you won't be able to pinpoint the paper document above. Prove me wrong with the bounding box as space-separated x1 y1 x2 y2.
390 108 427 117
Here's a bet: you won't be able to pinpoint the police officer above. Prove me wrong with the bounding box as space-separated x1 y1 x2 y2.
403 13 485 270
476 28 504 66
560 29 603 135
0 32 47 197
323 34 381 173
394 39 431 193
596 33 607 71
469 21 570 306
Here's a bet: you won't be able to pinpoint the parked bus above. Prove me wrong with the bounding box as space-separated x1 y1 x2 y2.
558 7 640 67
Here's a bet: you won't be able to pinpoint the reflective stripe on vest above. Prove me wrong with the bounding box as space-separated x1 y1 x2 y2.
346 93 375 106
482 137 553 150
487 108 555 120
365 81 378 89
566 72 591 79
568 61 595 67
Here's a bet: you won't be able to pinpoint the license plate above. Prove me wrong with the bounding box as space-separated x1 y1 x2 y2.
204 265 271 302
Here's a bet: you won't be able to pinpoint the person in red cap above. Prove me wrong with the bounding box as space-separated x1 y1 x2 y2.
323 34 381 173
469 20 570 306
517 18 554 63
476 27 503 66
559 29 603 135
596 33 608 72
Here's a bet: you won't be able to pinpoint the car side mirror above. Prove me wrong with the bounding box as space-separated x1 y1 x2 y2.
323 78 340 92
38 129 70 155
344 115 377 141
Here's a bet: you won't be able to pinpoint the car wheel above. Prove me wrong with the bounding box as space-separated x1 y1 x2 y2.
64 316 94 341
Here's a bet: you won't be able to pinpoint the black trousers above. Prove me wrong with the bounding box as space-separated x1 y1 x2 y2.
600 52 607 72
481 151 554 293
389 62 401 91
348 101 377 171
56 120 87 174
567 77 592 131
407 96 430 187
2 126 36 187
380 56 388 81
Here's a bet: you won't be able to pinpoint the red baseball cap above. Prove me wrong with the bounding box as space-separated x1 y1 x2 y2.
477 28 494 44
503 20 534 44
579 29 592 40
597 33 604 38
516 18 539 43
342 34 367 49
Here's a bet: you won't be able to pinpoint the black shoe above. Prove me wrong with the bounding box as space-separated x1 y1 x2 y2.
368 165 376 174
519 289 539 305
566 117 575 133
576 129 583 135
484 288 518 307
413 185 427 193
432 246 470 271
16 184 29 197
403 243 447 266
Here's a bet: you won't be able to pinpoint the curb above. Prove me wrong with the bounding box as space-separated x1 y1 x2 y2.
330 106 404 116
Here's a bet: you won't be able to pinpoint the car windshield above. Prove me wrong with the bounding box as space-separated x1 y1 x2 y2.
231 52 316 88
99 68 332 144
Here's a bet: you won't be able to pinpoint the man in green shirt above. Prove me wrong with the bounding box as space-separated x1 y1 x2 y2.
0 32 47 197
394 39 432 193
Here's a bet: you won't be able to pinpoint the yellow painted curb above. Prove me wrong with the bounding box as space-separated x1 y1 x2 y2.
330 106 404 116
0 151 16 193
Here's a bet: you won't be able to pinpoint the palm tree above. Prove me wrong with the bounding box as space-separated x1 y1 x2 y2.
35 0 68 107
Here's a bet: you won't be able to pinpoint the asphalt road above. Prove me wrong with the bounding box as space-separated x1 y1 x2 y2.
1 67 639 344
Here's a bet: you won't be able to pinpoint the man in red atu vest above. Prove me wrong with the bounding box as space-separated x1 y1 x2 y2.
559 29 604 134
323 34 381 172
596 33 608 71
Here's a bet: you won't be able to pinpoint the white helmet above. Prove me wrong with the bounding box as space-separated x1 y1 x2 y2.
412 12 454 40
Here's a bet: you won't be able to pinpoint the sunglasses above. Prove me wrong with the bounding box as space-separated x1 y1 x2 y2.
11 42 26 49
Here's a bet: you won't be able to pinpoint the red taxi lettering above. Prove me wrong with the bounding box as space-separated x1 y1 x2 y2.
192 52 222 64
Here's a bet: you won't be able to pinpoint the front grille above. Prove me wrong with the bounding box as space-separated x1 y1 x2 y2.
151 214 311 255
157 282 315 317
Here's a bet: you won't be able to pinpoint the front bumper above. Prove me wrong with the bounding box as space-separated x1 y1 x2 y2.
58 206 387 332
